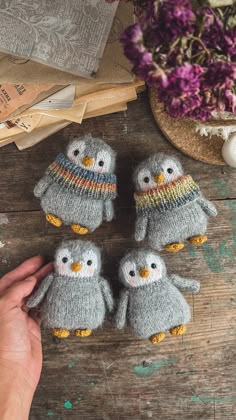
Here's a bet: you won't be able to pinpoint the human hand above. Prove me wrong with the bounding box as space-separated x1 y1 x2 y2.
0 256 53 419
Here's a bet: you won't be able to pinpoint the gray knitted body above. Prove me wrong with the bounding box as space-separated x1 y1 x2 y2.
34 135 117 232
38 275 106 329
27 240 114 331
148 203 208 250
116 248 200 339
133 153 217 250
127 278 191 338
41 186 104 231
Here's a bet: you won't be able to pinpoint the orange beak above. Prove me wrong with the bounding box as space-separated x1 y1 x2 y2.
82 156 94 168
71 262 82 272
139 267 150 279
154 173 165 185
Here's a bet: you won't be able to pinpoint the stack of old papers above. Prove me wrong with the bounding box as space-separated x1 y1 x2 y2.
0 1 145 149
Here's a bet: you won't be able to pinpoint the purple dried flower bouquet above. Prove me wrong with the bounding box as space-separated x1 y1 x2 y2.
120 0 236 121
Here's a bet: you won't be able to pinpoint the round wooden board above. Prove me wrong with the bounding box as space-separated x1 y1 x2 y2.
149 88 225 166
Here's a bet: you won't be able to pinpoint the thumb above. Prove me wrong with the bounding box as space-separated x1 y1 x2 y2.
1 276 37 310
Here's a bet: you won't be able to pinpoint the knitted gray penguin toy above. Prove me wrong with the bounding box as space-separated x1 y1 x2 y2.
27 240 114 338
34 134 117 234
133 153 217 252
115 248 200 344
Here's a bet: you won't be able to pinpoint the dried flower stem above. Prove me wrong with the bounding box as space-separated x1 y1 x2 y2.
188 35 211 58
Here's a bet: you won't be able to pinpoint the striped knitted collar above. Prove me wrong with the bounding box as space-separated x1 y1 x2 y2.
134 175 200 215
47 153 117 200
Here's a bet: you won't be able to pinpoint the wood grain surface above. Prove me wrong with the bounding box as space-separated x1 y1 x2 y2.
0 92 235 420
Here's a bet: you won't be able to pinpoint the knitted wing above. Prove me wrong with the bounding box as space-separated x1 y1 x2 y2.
27 273 54 308
115 289 129 329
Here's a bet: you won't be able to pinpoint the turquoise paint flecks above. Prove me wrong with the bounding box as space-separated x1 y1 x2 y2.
219 239 234 259
182 341 187 351
188 245 196 258
191 396 236 403
225 201 236 234
201 242 223 273
225 202 236 254
133 357 175 378
189 200 236 274
47 411 54 417
64 400 73 409
90 381 96 386
189 238 224 273
68 359 79 369
213 179 230 198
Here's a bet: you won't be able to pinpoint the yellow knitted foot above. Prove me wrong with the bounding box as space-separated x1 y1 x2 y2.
164 243 185 253
46 213 63 227
71 224 89 235
51 328 70 338
169 325 187 336
74 329 92 337
188 235 208 246
149 332 166 344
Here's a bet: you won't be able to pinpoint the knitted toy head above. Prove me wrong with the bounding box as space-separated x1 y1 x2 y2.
133 153 217 253
27 239 114 339
119 248 166 288
54 239 101 278
115 248 200 344
66 135 116 174
133 153 183 192
34 134 117 235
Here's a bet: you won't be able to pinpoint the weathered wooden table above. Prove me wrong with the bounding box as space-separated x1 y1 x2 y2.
0 92 235 420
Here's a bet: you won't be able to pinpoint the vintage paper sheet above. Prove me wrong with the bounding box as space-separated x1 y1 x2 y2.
0 0 118 78
7 86 137 128
7 83 141 129
31 85 75 110
0 83 54 121
83 102 127 119
0 1 133 84
14 121 70 150
13 102 128 150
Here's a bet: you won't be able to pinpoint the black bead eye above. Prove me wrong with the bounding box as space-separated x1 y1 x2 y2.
167 168 173 174
99 160 104 167
87 260 92 266
62 257 68 263
151 263 157 269
73 150 79 156
129 270 135 277
143 177 150 183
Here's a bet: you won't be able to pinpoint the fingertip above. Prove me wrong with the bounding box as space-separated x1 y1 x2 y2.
47 261 54 272
18 276 38 299
45 261 54 270
26 255 45 268
17 255 45 275
34 261 54 282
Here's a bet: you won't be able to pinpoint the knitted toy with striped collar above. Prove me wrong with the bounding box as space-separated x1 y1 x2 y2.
34 135 117 234
133 153 217 252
